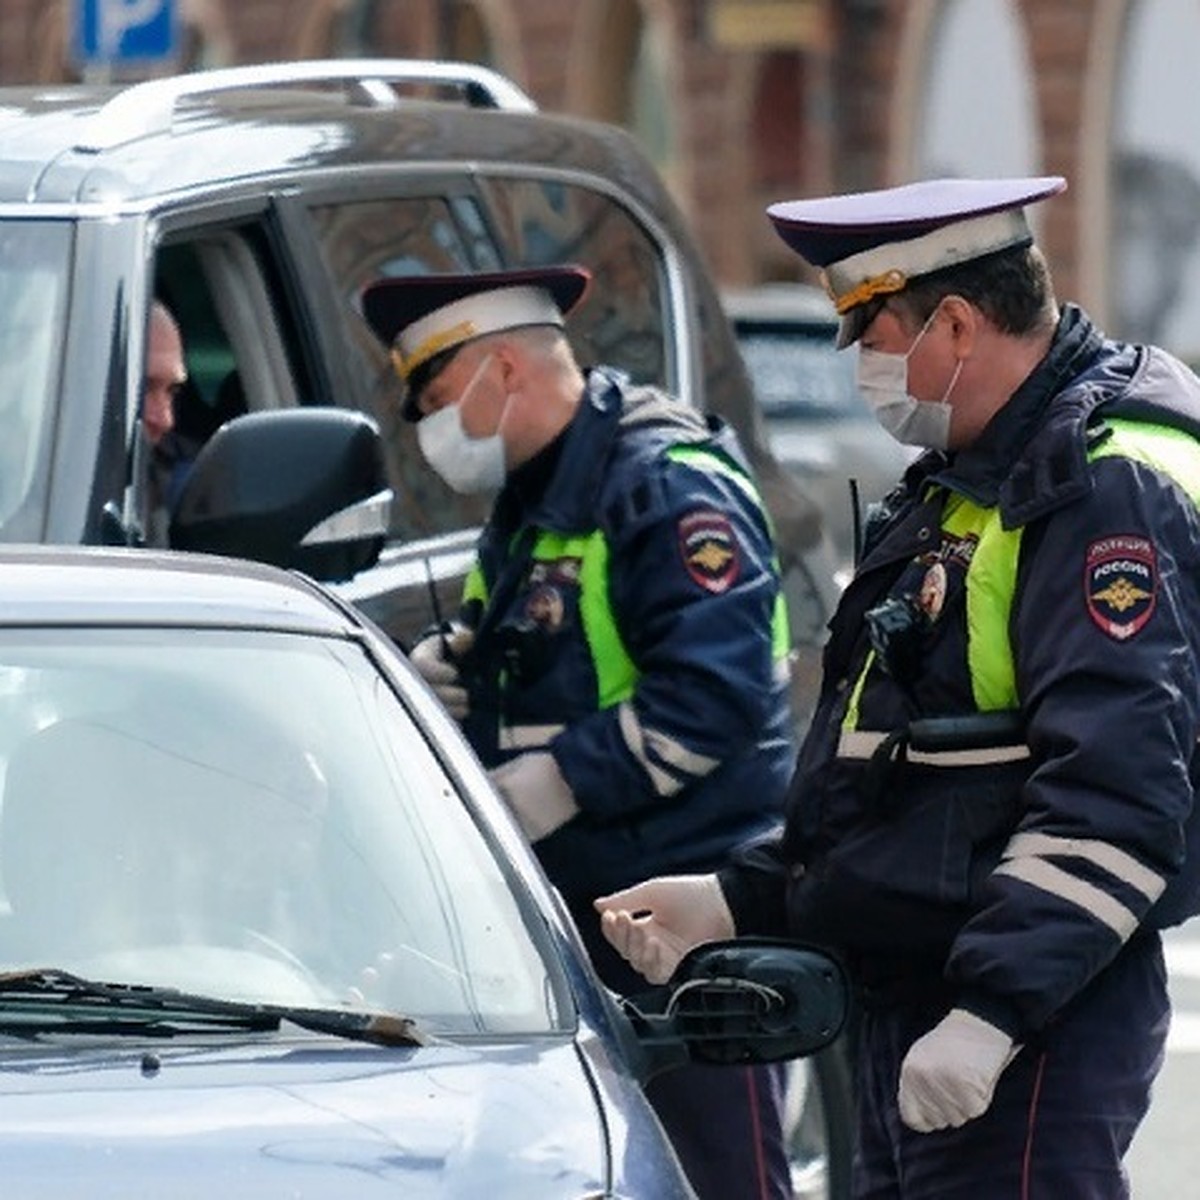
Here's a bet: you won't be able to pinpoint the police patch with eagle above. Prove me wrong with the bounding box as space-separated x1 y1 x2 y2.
1085 534 1157 640
678 509 740 594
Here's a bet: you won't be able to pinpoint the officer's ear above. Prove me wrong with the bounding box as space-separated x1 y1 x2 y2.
939 294 978 359
490 338 525 390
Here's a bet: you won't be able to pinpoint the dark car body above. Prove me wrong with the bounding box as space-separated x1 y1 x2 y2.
0 545 846 1198
0 60 830 701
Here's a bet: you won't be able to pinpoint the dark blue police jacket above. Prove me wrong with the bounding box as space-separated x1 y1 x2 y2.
461 367 794 905
723 305 1200 1039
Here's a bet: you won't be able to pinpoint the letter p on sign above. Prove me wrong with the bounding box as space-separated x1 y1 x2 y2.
75 0 177 65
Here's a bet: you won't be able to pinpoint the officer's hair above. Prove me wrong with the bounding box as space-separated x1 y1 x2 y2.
511 325 567 354
888 243 1058 339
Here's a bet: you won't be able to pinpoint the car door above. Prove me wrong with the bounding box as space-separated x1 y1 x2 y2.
138 173 686 651
141 165 835 715
273 169 699 650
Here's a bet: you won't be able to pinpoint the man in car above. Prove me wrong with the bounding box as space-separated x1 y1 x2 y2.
143 299 186 449
362 264 795 1200
141 299 192 543
595 175 1200 1197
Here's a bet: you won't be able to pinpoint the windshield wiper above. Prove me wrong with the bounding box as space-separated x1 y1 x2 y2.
0 968 427 1046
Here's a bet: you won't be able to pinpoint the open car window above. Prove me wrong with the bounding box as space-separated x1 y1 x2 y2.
734 321 860 420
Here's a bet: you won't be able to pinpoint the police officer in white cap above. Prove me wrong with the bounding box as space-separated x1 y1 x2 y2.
363 264 796 1199
597 176 1200 1197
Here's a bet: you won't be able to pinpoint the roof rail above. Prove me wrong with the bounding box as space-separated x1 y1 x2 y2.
73 58 538 154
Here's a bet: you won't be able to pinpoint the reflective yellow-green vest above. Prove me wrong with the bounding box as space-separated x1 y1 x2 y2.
843 417 1200 735
463 444 791 710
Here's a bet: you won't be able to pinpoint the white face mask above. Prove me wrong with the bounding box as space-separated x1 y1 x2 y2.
855 311 963 450
417 354 508 493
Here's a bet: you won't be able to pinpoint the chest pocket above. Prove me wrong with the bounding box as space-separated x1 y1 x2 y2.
494 553 584 687
468 529 640 710
939 493 1022 713
845 491 1023 744
526 530 637 707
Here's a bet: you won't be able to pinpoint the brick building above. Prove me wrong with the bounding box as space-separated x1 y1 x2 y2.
5 1 1200 361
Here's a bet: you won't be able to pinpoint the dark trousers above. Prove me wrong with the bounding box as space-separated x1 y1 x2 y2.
573 898 793 1200
853 934 1169 1199
646 1058 791 1200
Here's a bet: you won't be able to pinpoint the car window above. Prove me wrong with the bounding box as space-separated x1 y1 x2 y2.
140 221 334 549
307 181 672 539
156 241 239 410
735 319 861 420
474 177 670 388
155 229 303 424
0 627 567 1036
0 220 73 539
305 193 494 538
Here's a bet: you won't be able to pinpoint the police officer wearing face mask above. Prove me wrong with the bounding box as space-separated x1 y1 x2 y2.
361 265 796 1200
596 176 1200 1197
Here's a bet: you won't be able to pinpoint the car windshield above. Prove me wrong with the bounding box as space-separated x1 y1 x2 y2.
0 627 566 1036
736 321 860 420
0 220 72 536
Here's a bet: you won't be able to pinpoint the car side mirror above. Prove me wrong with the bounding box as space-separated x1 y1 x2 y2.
621 939 848 1081
170 408 392 582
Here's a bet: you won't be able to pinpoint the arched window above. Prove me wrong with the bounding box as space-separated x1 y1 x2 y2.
437 1 491 63
752 52 805 197
1110 0 1200 363
333 1 494 63
913 0 1038 179
177 0 235 70
629 13 675 178
569 0 678 186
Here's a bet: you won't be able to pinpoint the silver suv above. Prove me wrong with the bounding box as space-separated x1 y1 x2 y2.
0 58 834 707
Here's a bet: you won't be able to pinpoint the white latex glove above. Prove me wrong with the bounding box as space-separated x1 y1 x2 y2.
898 1007 1019 1132
593 874 734 984
489 753 580 843
408 624 474 720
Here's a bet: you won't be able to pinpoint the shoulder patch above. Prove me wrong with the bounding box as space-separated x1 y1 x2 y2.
1084 535 1157 640
678 509 740 593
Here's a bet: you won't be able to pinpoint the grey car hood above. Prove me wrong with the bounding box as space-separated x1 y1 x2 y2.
0 1033 652 1198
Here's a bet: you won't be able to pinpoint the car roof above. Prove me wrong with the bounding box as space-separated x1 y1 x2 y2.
0 546 357 634
721 282 839 331
0 60 661 210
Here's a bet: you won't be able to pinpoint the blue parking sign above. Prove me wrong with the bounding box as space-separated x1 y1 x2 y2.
75 0 178 65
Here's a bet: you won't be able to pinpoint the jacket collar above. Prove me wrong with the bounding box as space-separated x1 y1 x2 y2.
503 366 625 533
925 304 1107 523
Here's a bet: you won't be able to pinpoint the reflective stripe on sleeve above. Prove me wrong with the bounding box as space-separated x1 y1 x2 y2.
1004 831 1166 904
836 729 1031 766
993 857 1141 940
499 723 567 752
619 703 684 796
618 702 719 797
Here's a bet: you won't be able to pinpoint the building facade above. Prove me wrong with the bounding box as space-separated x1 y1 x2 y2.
6 0 1200 363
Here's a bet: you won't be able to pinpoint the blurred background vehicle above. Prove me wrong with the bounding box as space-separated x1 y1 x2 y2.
723 283 916 576
0 545 847 1199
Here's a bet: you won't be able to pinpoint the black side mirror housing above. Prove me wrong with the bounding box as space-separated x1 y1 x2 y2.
170 409 391 582
622 939 849 1081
